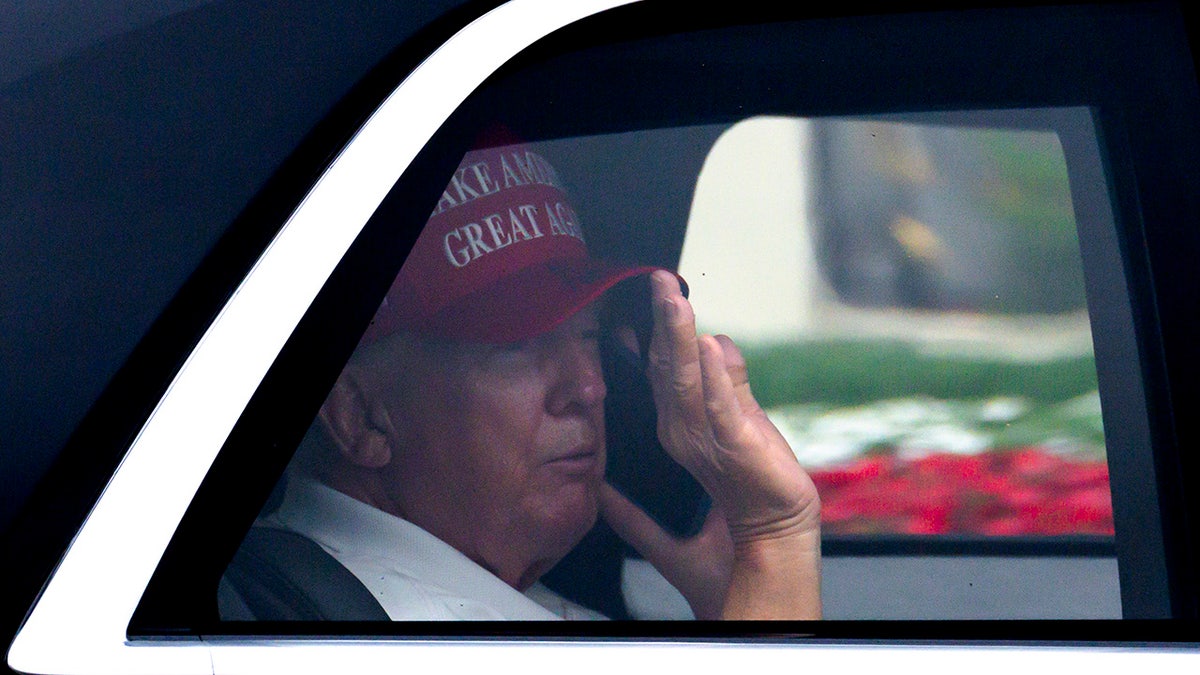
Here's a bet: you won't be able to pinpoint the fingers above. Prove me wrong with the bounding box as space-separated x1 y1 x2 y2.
696 502 731 543
648 271 705 427
601 483 737 620
713 334 762 417
698 335 746 447
598 483 676 565
648 271 759 457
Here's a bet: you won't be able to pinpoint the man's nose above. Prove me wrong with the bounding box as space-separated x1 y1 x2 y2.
547 339 607 415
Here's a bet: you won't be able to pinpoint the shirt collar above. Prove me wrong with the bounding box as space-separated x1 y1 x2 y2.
265 474 567 620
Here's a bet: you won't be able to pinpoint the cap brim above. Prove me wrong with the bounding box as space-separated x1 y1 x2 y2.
415 258 668 343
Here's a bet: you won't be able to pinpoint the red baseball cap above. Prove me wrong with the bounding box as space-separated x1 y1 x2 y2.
360 143 667 345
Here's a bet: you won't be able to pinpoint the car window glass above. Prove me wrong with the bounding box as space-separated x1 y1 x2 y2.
679 115 1109 538
224 108 1118 625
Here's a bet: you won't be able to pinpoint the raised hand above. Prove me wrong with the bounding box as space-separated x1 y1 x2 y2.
601 270 822 619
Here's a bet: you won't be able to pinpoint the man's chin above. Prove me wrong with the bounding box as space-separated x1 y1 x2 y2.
536 492 599 557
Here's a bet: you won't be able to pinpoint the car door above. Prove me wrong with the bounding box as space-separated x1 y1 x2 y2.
6 1 1200 674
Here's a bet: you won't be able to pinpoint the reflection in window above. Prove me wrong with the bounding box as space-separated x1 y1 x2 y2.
681 115 1110 537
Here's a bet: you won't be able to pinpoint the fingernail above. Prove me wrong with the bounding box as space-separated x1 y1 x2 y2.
660 296 678 318
649 269 667 290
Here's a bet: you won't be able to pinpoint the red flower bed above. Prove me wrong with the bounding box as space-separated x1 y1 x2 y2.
808 448 1113 536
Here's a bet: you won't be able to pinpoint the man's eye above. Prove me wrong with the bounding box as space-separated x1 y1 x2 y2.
495 339 533 354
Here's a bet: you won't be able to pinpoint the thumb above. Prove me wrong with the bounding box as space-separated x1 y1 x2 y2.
598 482 677 564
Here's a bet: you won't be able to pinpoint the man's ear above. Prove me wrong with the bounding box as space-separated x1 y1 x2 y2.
317 373 395 469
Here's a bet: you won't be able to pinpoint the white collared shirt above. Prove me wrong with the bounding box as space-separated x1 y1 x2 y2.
262 476 608 620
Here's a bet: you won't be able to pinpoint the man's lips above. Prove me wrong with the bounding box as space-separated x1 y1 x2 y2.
545 444 601 475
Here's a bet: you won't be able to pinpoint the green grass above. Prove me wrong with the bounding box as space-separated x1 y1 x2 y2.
741 339 1099 409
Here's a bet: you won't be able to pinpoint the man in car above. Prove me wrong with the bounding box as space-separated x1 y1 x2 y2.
267 143 822 620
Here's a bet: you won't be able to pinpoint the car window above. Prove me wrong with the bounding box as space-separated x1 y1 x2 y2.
204 107 1120 625
680 115 1109 538
128 4 1176 635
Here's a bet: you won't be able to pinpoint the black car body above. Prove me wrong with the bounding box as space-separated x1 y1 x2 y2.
4 1 1200 673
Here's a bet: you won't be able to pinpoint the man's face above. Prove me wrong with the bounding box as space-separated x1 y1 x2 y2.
372 306 607 588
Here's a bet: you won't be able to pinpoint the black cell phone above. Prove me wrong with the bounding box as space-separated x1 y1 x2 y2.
601 277 710 540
